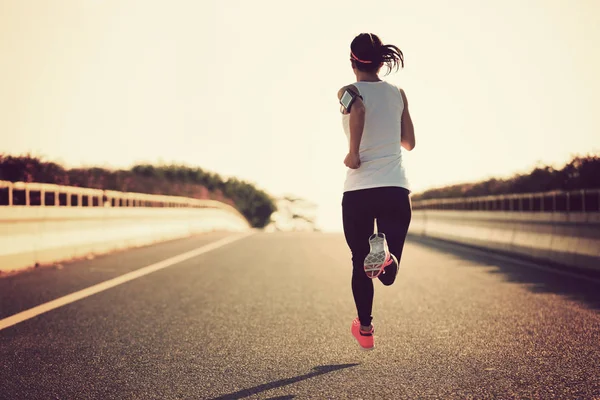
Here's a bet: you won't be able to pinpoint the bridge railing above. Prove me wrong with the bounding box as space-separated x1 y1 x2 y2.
0 180 233 211
411 189 600 213
0 181 250 273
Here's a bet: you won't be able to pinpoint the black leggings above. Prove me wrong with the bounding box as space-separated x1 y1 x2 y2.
342 186 412 327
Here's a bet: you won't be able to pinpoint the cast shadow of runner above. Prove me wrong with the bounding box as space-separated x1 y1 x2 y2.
407 235 600 311
208 363 359 400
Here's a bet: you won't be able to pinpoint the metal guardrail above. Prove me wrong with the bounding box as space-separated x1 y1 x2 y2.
0 180 235 211
411 189 600 213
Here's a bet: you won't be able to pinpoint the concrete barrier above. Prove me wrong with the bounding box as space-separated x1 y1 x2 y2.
0 206 250 273
408 210 600 271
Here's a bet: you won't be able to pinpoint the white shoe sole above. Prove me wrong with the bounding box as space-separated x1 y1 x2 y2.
363 233 390 278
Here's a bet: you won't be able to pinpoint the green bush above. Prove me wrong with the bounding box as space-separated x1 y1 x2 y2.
0 154 276 228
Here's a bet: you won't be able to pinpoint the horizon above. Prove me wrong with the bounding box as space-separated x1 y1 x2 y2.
1 0 599 231
1 149 597 194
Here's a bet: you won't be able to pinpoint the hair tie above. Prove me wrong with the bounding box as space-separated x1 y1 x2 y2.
351 51 373 64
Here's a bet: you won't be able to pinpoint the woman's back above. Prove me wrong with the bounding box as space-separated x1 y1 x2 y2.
342 80 410 192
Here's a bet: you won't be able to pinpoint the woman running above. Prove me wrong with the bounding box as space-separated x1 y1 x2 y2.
338 33 415 350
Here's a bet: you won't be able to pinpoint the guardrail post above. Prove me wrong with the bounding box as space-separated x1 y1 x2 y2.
77 193 82 207
518 197 522 212
8 185 13 206
40 189 45 206
67 193 71 206
55 190 59 206
530 194 533 212
26 188 30 206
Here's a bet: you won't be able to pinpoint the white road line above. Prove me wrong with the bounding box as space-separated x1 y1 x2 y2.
0 232 255 332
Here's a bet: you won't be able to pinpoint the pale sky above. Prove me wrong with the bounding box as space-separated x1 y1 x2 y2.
1 0 599 231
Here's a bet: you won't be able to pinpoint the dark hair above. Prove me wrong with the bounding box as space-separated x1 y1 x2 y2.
350 33 404 75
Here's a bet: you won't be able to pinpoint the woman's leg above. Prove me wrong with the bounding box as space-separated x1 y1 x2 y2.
375 187 412 280
342 190 376 327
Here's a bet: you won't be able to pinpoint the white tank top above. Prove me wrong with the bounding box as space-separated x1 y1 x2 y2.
342 80 410 193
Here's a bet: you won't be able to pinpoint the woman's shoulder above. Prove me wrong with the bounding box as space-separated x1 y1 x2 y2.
381 80 402 91
381 81 405 100
356 80 402 93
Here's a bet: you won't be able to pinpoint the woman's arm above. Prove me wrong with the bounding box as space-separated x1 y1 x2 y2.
338 85 365 169
399 89 415 151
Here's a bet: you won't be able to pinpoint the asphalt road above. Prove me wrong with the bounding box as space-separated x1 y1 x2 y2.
1 231 599 399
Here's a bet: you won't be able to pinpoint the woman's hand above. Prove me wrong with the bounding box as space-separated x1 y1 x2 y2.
344 152 361 169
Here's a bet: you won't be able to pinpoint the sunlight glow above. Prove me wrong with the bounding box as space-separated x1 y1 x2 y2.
1 0 599 231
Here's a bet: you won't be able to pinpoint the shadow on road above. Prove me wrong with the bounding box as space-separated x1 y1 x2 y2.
407 235 600 311
208 363 359 400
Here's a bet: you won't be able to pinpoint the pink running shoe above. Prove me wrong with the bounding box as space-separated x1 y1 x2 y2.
363 233 393 279
351 318 374 350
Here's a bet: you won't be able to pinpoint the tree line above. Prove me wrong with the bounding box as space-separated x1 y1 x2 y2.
0 154 276 228
412 154 600 201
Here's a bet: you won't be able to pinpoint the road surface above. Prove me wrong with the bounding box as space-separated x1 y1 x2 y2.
1 231 599 399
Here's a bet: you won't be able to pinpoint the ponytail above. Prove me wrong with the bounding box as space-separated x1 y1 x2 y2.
379 44 404 75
